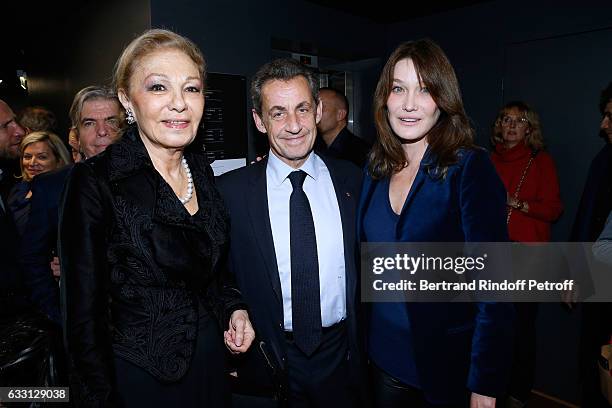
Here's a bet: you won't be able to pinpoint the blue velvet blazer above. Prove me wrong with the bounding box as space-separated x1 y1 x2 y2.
357 146 515 402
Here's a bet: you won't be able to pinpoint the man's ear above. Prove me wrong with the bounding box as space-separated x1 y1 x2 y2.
252 109 267 134
337 108 347 122
315 99 323 125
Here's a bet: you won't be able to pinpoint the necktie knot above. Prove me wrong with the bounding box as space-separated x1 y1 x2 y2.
288 170 307 190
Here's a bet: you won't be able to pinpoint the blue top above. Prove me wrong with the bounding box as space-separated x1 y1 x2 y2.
363 177 419 388
358 147 514 404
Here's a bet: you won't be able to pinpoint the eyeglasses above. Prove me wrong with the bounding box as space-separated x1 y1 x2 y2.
501 116 529 128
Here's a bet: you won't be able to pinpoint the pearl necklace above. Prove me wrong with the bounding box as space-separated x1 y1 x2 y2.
179 156 193 205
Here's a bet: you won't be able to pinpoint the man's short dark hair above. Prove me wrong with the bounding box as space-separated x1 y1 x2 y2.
600 82 612 114
319 87 348 113
251 58 319 114
18 106 57 132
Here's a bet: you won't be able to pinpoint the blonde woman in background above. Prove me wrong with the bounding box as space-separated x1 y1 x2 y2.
7 131 70 237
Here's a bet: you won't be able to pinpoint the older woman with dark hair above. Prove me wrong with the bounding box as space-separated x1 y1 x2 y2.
60 29 254 407
358 39 514 407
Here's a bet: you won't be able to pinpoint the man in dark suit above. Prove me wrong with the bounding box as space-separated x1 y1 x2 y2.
19 86 123 325
315 87 371 168
0 98 27 307
0 185 27 311
217 59 364 408
572 82 612 408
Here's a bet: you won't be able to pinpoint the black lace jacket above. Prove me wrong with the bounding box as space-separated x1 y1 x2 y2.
59 127 245 406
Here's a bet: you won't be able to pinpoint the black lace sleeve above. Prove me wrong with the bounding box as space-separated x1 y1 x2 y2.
202 162 248 328
59 162 121 407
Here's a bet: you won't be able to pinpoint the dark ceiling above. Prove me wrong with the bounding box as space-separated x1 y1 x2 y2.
306 0 492 23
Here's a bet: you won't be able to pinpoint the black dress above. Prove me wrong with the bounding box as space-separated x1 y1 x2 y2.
59 126 245 407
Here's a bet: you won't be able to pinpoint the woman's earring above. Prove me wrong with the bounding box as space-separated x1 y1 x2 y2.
126 108 135 125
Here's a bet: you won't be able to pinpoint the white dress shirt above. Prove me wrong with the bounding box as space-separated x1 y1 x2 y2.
266 150 346 331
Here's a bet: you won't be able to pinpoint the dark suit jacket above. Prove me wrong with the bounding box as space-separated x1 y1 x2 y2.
317 127 371 169
59 128 245 406
19 165 72 325
216 155 364 401
0 194 26 303
570 143 612 241
0 159 21 293
358 147 514 402
0 158 20 203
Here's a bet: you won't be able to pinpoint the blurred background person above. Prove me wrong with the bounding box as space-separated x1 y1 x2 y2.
20 85 123 326
591 89 612 266
571 82 612 243
18 105 57 134
490 101 562 408
67 126 81 162
316 86 371 167
359 39 513 408
571 82 612 408
490 101 563 242
17 86 124 392
60 29 253 407
0 98 28 320
7 131 70 237
0 99 26 202
0 101 58 392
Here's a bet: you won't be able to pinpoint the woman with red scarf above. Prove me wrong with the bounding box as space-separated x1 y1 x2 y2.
491 100 563 407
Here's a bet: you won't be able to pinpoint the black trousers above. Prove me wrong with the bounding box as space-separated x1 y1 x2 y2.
370 363 469 408
284 321 354 408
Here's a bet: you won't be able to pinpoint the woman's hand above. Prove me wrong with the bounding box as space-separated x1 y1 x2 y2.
470 392 495 408
224 309 255 354
507 195 529 213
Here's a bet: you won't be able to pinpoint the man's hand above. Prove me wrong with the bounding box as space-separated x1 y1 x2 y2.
50 256 60 279
561 284 579 310
471 392 495 408
250 155 267 164
224 309 255 354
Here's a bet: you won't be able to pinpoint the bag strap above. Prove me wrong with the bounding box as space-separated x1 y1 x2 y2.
507 150 539 225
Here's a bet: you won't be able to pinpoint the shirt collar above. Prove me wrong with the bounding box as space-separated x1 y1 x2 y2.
267 149 320 187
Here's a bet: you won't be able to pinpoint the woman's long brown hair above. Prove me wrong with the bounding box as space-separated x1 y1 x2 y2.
369 39 475 179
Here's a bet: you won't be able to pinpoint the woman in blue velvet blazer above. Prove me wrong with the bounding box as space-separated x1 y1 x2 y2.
358 39 514 407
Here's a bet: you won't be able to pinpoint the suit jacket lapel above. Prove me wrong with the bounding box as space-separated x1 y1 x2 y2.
247 160 283 304
396 167 426 239
324 158 357 308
